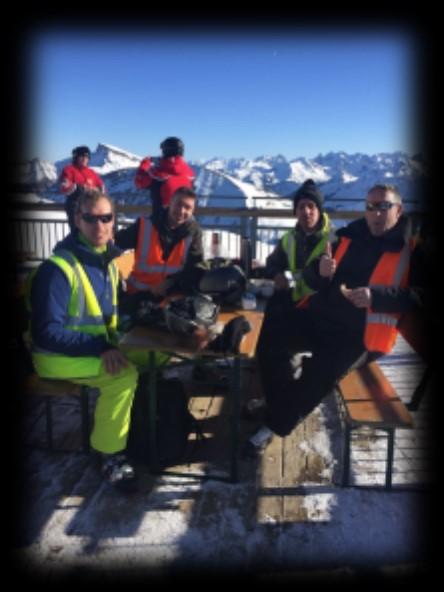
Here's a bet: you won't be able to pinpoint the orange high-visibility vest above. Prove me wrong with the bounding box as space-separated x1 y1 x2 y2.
333 236 413 353
296 236 414 353
127 217 192 293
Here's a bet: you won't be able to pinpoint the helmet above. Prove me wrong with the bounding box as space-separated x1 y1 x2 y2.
72 145 91 159
198 264 246 306
164 295 219 336
160 136 185 157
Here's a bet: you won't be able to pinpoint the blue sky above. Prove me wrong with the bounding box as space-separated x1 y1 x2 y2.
27 27 420 163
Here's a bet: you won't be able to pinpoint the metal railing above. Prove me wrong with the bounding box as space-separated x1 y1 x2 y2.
10 198 424 268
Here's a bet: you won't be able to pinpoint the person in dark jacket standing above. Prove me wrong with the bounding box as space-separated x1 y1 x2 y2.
134 137 195 218
59 146 106 230
243 184 426 457
115 186 204 313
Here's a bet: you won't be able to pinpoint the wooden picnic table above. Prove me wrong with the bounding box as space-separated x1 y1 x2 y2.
119 308 265 482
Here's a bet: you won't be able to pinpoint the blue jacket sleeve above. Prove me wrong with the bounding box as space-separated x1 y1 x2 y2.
30 261 113 357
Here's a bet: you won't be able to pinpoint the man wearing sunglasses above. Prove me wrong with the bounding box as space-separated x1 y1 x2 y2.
243 184 427 457
28 190 139 492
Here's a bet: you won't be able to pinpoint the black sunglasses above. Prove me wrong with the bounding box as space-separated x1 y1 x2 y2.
365 201 397 212
81 213 114 224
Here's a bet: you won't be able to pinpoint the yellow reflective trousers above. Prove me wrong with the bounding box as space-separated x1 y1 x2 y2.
70 360 138 454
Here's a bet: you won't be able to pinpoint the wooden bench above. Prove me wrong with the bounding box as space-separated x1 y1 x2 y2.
337 361 414 489
24 373 92 453
398 310 432 411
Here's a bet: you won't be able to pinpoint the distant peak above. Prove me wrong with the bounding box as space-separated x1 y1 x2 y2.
94 143 143 160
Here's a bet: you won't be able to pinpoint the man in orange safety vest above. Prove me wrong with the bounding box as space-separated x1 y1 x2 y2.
243 184 428 457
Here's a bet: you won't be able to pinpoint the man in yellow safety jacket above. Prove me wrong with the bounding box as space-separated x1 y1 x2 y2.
244 180 334 420
265 178 334 304
28 190 139 491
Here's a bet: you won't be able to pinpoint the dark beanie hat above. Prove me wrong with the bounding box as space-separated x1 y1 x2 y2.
293 179 324 212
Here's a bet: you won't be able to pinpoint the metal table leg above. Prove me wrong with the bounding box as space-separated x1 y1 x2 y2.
148 351 158 472
342 423 352 487
385 428 395 489
45 397 54 451
80 386 90 453
230 356 241 483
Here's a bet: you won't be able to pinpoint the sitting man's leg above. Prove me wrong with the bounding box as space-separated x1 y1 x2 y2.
244 311 369 458
72 361 139 491
242 309 314 456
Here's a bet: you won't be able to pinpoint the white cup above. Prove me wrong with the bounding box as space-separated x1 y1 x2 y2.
241 292 256 310
261 284 274 298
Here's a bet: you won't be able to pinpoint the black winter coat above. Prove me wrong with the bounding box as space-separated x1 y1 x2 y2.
302 215 426 340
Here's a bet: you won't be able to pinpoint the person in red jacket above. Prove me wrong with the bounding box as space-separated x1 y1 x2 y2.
134 137 195 217
59 146 106 230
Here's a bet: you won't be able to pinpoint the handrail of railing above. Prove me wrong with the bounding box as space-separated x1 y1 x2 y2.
9 200 367 220
10 199 425 268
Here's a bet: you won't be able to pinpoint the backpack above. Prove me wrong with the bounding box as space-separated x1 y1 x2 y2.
126 375 202 468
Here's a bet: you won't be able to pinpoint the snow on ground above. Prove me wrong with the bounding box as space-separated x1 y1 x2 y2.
16 337 433 577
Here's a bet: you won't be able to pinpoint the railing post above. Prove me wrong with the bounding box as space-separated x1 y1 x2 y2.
240 216 247 238
250 216 258 261
211 231 221 258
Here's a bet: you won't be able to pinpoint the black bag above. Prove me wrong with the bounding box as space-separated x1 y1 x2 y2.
127 375 200 468
210 315 252 354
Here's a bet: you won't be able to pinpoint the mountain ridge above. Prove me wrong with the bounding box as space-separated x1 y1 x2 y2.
14 143 426 211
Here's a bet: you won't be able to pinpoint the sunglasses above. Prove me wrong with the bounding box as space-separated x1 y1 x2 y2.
365 201 397 212
80 213 114 224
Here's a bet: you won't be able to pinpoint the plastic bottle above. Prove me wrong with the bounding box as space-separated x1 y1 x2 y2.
241 291 256 310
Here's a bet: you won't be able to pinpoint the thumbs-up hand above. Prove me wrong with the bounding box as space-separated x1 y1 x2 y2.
319 242 337 278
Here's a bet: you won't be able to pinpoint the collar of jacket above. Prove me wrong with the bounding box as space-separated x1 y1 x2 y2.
336 215 412 252
52 233 122 268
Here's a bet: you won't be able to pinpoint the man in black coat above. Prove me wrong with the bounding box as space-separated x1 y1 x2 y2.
243 184 427 457
115 187 204 315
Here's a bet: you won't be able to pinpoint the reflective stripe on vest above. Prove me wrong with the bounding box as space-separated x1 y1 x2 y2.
127 216 192 293
282 212 332 302
334 237 413 354
31 249 119 379
51 249 118 333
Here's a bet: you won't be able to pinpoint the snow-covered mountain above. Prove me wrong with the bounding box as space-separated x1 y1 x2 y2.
12 158 58 193
202 151 426 207
13 143 427 213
